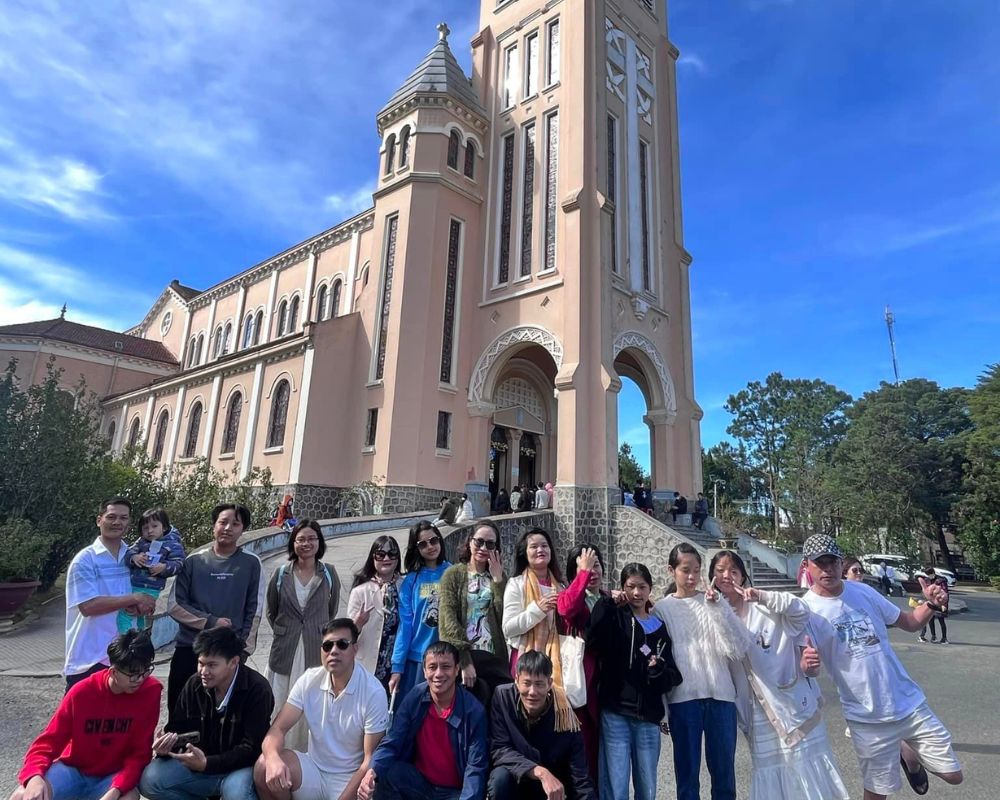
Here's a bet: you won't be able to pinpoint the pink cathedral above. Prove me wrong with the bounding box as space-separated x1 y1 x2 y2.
0 0 702 550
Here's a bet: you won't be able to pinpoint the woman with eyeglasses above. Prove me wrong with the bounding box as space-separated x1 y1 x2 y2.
389 521 451 698
439 521 511 708
264 519 341 750
347 535 404 695
842 557 865 582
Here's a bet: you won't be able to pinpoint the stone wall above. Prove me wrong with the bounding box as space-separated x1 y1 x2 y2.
276 483 451 519
440 512 556 574
552 486 618 565
382 484 454 514
608 505 707 593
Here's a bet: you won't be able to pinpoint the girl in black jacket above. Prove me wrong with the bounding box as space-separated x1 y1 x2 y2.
587 563 682 800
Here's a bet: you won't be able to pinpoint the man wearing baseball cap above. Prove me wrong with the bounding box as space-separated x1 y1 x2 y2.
799 534 963 799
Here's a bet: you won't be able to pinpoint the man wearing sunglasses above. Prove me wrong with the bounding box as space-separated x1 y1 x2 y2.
255 618 388 800
14 630 161 800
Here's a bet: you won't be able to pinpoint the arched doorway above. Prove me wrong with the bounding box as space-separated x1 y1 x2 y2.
518 432 537 491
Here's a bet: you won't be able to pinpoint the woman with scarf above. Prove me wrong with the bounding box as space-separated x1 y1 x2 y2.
347 535 404 696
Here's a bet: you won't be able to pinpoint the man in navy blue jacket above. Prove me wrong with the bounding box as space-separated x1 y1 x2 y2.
357 641 488 800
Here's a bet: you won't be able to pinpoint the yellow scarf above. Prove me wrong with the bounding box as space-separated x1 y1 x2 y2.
522 570 580 733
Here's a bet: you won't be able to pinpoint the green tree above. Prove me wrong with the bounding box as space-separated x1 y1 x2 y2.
618 443 649 490
959 365 1000 576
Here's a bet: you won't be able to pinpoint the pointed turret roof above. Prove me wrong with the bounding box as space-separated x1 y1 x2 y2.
379 23 486 121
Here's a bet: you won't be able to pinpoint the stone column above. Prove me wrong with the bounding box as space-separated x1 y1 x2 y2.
508 429 523 493
645 408 675 517
464 407 493 517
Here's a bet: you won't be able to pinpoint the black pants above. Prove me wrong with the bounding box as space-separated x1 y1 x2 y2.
468 650 514 712
167 645 198 716
692 512 708 528
65 663 106 693
488 767 584 800
922 616 948 641
880 576 892 595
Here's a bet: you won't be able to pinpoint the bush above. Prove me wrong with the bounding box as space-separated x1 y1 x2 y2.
0 518 47 583
989 576 1000 591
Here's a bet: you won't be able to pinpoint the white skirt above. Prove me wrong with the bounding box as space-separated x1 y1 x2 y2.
749 703 850 800
265 634 309 752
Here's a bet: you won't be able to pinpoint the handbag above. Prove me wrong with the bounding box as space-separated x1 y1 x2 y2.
558 634 587 709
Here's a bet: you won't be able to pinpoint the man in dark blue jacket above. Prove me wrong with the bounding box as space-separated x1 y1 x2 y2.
488 651 596 800
357 641 488 800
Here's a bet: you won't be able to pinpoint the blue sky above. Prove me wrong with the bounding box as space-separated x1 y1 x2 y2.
2 2 998 472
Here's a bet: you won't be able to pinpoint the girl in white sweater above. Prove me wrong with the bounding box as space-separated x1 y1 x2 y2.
710 550 848 800
653 543 750 800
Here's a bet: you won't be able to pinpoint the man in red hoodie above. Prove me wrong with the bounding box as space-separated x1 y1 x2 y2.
12 630 161 800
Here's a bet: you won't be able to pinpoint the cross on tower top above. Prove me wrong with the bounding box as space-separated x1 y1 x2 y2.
437 22 450 42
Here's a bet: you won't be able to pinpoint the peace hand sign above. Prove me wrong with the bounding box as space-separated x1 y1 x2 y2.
704 576 720 603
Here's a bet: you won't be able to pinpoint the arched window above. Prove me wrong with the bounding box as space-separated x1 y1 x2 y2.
221 393 242 454
384 134 396 176
276 300 288 337
152 409 169 461
289 296 300 332
253 310 264 345
266 380 291 448
187 337 198 367
184 402 203 458
331 280 343 319
212 326 223 358
195 333 205 364
128 417 141 447
242 314 254 349
222 322 233 355
447 130 460 170
464 140 476 179
316 285 328 321
106 420 116 449
399 127 411 168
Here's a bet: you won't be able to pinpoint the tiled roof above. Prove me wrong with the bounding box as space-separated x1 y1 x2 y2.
170 280 201 301
0 318 179 364
379 26 486 118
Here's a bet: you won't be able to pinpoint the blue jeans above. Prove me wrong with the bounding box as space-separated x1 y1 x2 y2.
374 761 460 800
140 758 257 800
44 762 115 800
599 710 660 800
668 699 737 800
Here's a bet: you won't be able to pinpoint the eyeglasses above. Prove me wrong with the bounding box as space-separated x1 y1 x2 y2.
116 666 154 682
373 550 398 561
848 567 863 575
470 538 497 551
321 638 354 653
295 537 319 544
417 538 441 549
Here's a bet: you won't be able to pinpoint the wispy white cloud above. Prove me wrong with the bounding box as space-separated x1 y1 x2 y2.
678 53 708 75
324 184 375 220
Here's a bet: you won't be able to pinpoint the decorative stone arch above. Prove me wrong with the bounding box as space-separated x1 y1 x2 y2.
613 330 677 420
442 122 483 155
468 325 564 410
184 394 207 417
265 371 297 399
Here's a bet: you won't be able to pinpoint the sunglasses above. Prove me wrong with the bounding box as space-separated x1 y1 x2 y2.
848 567 863 574
373 550 399 560
417 538 441 549
470 538 497 551
321 638 354 653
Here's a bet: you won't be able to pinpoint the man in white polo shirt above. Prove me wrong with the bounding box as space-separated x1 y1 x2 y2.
254 618 388 800
64 497 157 691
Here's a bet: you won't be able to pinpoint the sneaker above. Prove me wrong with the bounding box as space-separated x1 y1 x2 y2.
917 636 927 643
940 639 949 645
931 637 937 643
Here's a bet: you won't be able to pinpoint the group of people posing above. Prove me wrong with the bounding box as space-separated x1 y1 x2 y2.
12 498 965 800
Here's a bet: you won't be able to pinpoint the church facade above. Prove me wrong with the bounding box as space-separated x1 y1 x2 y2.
0 0 702 542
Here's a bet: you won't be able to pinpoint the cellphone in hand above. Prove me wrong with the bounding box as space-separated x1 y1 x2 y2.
171 732 200 753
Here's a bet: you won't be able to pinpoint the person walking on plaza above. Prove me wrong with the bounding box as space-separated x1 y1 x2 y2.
710 550 848 800
118 508 186 633
356 642 489 800
488 651 596 800
166 503 265 714
264 519 341 751
254 619 387 800
14 631 161 800
348 536 404 696
64 497 157 691
588 563 682 800
800 534 964 800
438 523 511 710
918 566 951 644
141 627 274 800
389 522 451 698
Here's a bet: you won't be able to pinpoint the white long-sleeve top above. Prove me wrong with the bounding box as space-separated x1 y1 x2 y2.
653 593 752 705
502 573 562 653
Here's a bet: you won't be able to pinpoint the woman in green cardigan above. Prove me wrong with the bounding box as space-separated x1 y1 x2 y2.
439 520 512 709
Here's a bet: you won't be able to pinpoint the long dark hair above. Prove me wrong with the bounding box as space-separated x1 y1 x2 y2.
708 549 751 586
457 520 502 564
565 543 606 585
514 527 563 582
352 535 401 588
403 521 445 574
664 542 702 596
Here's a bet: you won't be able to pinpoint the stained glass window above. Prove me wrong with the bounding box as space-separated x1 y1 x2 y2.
332 280 343 318
436 411 452 450
520 123 536 277
384 134 396 176
242 314 254 349
184 402 202 458
365 408 378 448
399 127 411 168
447 131 460 170
106 420 116 449
289 296 300 332
276 301 288 337
253 311 263 345
498 133 515 284
266 380 290 448
375 216 398 380
152 410 169 461
128 417 141 447
546 19 560 86
544 112 559 272
440 219 462 383
464 140 476 179
221 393 242 454
316 285 328 321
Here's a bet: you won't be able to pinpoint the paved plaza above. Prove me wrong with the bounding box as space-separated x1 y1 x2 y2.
1 529 998 799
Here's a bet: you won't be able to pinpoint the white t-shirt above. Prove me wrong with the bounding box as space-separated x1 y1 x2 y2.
287 664 388 777
534 489 550 509
64 537 132 675
802 580 925 723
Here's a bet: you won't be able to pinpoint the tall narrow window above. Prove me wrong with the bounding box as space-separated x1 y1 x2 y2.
503 44 518 108
187 337 198 367
184 402 203 458
221 393 242 454
639 140 651 292
276 300 288 337
289 296 300 332
384 134 396 176
519 123 536 277
331 280 343 318
546 19 560 86
242 314 254 349
222 322 233 355
525 32 539 97
374 216 398 381
106 420 116 449
447 130 460 170
543 112 560 272
152 410 169 461
316 285 328 321
497 132 515 284
399 127 411 168
128 417 141 447
196 333 205 363
607 115 619 274
364 408 379 448
253 311 263 345
266 380 290 448
212 326 223 358
440 219 462 384
464 140 476 179
436 411 452 451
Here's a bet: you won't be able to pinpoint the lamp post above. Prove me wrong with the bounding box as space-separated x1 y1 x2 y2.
710 477 726 519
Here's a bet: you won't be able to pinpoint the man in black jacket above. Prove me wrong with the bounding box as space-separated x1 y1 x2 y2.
141 626 275 800
488 652 595 800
